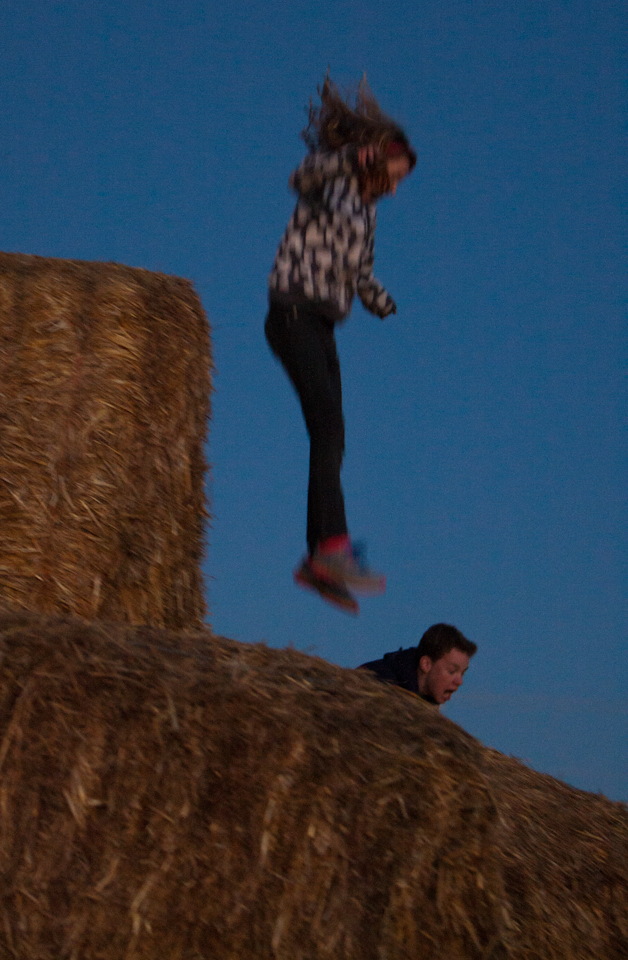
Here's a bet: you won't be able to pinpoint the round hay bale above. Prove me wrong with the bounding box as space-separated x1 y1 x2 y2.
0 611 508 960
0 610 626 959
0 252 211 630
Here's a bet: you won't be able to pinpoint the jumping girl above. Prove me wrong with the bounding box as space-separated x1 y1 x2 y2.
266 76 416 613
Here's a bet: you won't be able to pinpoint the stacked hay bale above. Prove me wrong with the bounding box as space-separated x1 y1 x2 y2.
1 250 626 960
0 252 211 628
0 610 626 960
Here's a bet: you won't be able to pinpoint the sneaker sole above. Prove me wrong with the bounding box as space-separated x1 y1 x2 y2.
310 559 386 596
294 565 359 615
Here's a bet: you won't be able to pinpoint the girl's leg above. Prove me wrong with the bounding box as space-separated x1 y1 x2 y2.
306 325 346 555
265 303 347 554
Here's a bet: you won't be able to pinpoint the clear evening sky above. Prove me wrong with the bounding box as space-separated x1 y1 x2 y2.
0 1 625 799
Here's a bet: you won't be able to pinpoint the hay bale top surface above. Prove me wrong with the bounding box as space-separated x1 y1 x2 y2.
0 606 482 780
0 249 194 286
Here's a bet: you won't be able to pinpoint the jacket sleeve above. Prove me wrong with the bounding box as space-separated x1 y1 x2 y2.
359 648 419 694
289 145 356 197
357 211 396 318
359 657 398 684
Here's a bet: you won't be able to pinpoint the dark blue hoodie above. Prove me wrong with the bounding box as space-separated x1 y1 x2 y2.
359 646 438 705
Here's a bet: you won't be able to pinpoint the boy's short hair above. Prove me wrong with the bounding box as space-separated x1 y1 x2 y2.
416 623 477 664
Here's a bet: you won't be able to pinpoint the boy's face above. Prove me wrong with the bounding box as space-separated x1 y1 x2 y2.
418 648 470 705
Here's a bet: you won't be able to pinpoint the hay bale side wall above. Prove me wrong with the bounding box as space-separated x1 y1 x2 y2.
0 611 626 960
0 252 211 629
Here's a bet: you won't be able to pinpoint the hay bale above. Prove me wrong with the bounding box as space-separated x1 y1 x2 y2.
0 611 626 960
483 749 628 959
0 252 211 629
0 610 508 959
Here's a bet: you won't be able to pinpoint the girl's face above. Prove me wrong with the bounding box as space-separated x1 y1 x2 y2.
386 155 411 195
362 154 411 202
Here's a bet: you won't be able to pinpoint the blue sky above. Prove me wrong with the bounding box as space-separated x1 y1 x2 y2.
1 1 626 800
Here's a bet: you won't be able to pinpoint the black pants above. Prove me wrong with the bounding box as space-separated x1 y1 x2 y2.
265 300 348 555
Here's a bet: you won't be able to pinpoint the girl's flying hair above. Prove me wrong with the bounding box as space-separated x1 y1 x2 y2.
302 74 417 170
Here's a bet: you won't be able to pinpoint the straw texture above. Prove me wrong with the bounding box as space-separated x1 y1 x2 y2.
0 610 625 960
0 252 211 629
484 749 628 959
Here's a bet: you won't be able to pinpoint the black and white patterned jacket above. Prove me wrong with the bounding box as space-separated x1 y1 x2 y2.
268 145 396 324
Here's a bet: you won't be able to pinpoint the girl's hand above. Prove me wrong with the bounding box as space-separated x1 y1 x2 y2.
357 144 378 168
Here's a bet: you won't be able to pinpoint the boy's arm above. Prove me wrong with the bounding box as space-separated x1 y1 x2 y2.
290 145 357 196
356 220 397 318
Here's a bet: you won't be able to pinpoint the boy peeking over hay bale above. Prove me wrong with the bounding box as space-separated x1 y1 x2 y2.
0 252 211 629
0 610 625 960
